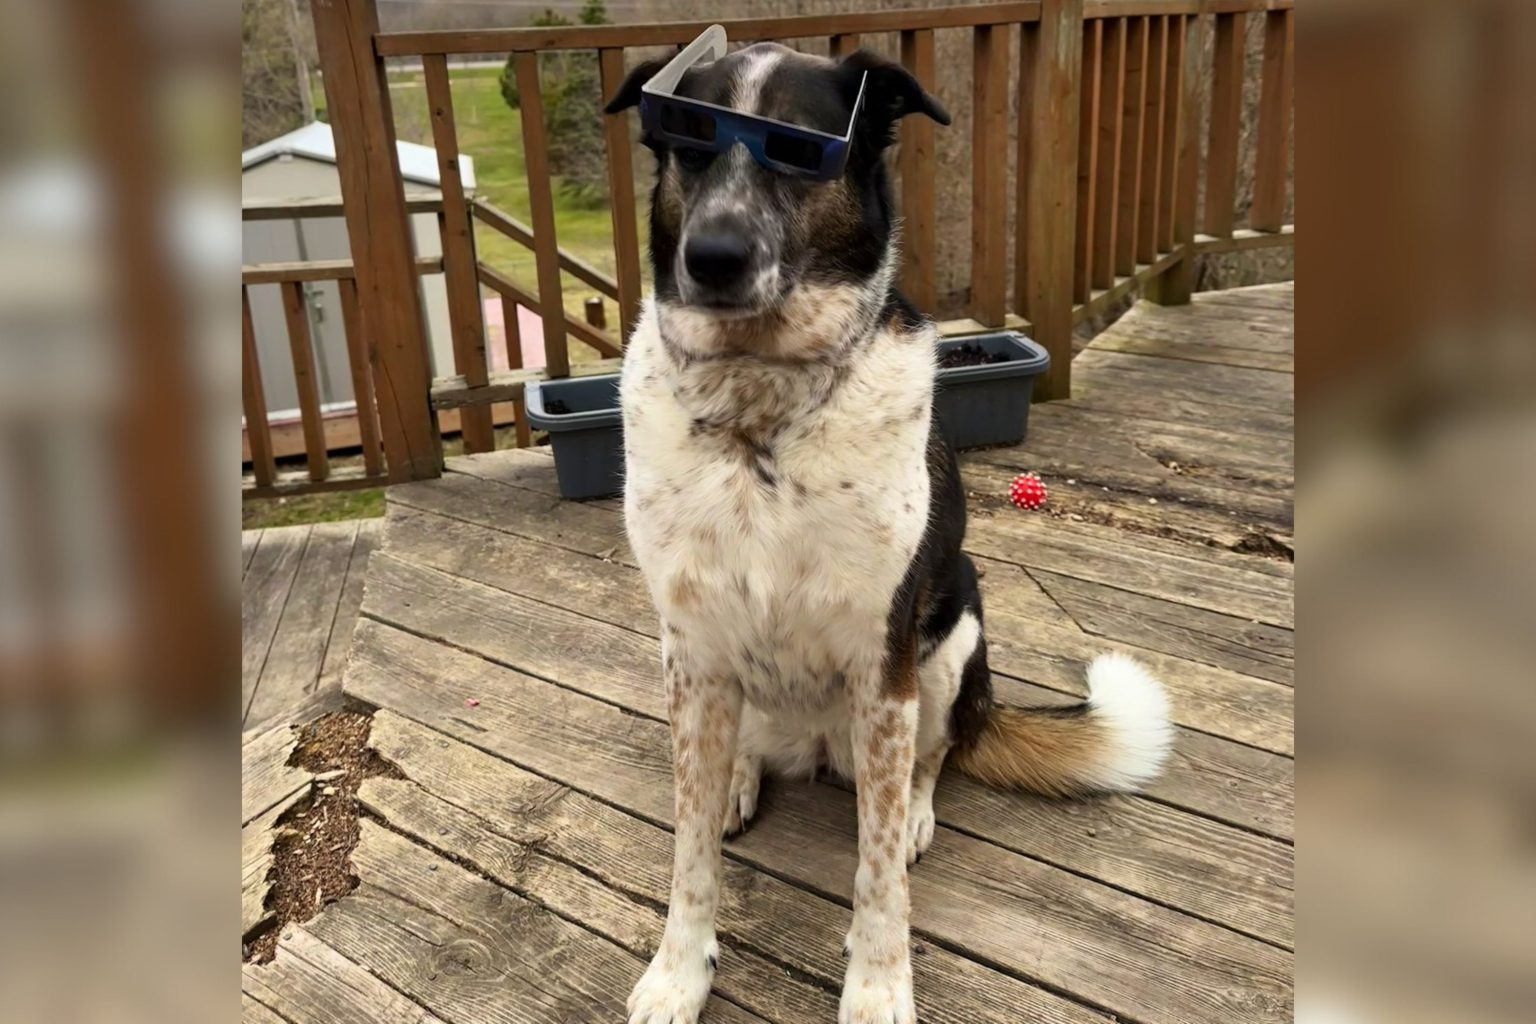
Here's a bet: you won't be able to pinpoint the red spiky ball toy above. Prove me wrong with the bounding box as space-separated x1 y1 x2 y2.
1008 472 1048 510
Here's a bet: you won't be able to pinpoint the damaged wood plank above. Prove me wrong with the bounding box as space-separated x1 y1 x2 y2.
242 723 311 826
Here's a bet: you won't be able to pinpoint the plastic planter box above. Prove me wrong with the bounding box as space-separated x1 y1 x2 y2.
525 375 624 499
528 333 1046 499
934 332 1051 449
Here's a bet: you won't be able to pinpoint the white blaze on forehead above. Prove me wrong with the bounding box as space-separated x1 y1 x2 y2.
732 46 784 115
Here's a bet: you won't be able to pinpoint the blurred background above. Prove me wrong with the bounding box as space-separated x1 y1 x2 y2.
0 0 1530 1020
1300 0 1536 1021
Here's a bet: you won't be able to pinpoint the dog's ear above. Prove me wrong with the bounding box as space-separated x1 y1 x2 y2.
604 55 672 114
837 49 951 146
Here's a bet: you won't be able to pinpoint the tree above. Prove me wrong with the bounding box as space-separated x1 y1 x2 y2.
500 0 611 204
242 0 315 148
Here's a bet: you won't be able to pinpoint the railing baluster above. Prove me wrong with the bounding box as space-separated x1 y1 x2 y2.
423 54 496 453
499 293 531 448
1091 17 1126 290
1136 14 1168 264
1203 10 1246 237
280 280 330 482
1023 0 1085 402
512 50 571 378
1115 15 1148 277
831 33 861 57
1157 13 1184 254
338 278 385 477
1074 20 1102 303
1014 18 1037 318
599 48 644 343
1149 12 1205 305
898 28 937 311
970 23 1010 325
1251 8 1293 232
241 286 277 487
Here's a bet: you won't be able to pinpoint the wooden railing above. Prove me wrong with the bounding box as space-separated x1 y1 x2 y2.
244 0 1293 495
241 194 620 494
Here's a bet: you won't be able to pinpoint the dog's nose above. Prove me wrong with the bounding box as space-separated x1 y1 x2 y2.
683 231 753 290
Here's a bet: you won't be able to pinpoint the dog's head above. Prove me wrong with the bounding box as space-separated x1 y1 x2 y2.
607 43 949 358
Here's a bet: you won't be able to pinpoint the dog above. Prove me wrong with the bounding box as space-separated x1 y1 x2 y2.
606 41 1172 1024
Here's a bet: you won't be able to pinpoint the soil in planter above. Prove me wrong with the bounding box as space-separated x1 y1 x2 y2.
938 343 1013 369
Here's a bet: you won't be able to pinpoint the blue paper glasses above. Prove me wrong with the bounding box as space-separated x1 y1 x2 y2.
639 25 867 181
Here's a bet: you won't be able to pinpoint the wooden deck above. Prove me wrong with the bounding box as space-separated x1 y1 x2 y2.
241 519 380 734
243 284 1293 1024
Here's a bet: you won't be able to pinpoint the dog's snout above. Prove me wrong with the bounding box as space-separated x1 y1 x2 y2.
683 230 753 291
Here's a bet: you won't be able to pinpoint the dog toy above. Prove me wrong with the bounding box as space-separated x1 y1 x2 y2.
1008 472 1048 510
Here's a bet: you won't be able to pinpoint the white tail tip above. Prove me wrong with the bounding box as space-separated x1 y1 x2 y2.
1086 652 1173 792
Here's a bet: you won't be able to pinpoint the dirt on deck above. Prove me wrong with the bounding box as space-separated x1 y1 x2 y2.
244 709 402 963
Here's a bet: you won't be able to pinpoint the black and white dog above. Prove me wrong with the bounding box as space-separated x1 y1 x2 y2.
607 41 1171 1024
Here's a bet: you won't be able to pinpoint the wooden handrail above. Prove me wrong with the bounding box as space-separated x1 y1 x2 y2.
376 3 1044 56
477 263 623 359
241 257 443 285
242 195 447 220
471 199 620 303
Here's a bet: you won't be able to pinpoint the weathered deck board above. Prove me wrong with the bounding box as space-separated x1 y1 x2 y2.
241 525 310 720
346 621 1293 1024
241 993 287 1024
243 926 450 1024
246 521 358 730
242 530 262 575
241 781 310 936
316 519 380 696
241 517 380 731
364 549 1291 839
362 710 1112 1024
310 823 769 1024
241 722 310 826
247 284 1294 1023
359 778 842 1023
372 505 1293 753
358 554 1294 942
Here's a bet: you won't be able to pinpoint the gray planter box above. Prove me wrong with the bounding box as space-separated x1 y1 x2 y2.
528 332 1047 499
525 375 624 500
934 332 1051 449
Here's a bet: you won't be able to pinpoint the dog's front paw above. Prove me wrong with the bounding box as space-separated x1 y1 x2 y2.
627 938 718 1024
839 960 916 1024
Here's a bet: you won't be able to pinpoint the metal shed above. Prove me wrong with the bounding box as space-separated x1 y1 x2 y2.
241 121 472 428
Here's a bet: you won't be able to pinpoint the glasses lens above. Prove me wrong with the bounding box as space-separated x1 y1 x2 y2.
659 103 716 144
763 130 826 173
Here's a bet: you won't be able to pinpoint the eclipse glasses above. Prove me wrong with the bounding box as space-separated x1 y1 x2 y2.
639 25 867 181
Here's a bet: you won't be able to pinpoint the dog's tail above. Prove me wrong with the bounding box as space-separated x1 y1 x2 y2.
950 652 1173 797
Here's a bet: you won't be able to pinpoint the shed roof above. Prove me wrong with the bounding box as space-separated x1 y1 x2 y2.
241 120 475 189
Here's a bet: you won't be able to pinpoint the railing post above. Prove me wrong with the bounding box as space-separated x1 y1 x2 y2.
1022 0 1084 401
1146 10 1205 307
311 0 442 482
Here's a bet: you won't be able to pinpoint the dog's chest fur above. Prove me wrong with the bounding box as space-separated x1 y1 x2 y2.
622 303 935 712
